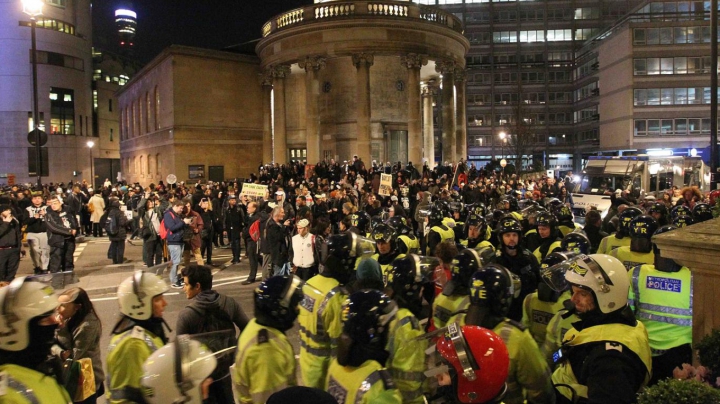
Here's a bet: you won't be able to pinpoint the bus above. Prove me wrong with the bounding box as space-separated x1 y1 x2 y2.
570 155 709 219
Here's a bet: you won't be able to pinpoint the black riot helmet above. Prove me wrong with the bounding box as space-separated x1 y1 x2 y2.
617 207 643 237
337 290 397 367
469 264 517 317
388 254 438 316
321 233 377 284
254 275 304 332
560 232 591 255
693 203 713 223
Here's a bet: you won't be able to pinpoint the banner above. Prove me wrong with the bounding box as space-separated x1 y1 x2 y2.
240 183 268 198
379 173 393 196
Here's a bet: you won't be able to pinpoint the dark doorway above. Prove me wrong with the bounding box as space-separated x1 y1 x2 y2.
209 166 224 182
94 158 120 189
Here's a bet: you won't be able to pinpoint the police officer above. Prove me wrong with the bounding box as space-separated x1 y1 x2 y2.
648 202 669 226
560 232 591 256
501 196 524 222
298 232 375 388
370 223 406 285
521 251 580 346
0 277 72 403
430 324 510 404
692 203 713 223
232 275 304 403
670 205 692 221
628 225 692 385
597 206 642 255
459 264 555 404
388 216 420 255
491 217 541 321
543 254 652 403
610 215 657 270
326 290 402 403
530 212 563 263
349 210 372 237
553 204 581 237
460 214 494 250
385 254 438 403
141 336 217 404
448 201 465 243
433 248 490 329
426 205 455 256
107 270 170 403
673 214 694 228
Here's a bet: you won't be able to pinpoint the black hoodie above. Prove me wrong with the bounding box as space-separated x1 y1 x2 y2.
176 290 249 336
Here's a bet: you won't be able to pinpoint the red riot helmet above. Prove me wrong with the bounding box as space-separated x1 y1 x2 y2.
435 323 510 403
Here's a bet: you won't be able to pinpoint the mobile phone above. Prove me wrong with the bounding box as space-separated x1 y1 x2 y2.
552 348 564 363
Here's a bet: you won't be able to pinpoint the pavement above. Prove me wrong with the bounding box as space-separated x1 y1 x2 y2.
16 236 252 296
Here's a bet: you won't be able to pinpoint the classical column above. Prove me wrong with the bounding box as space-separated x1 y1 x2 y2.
436 60 456 163
259 71 273 164
299 56 326 165
352 53 374 163
271 64 291 164
422 83 437 169
455 67 467 160
401 53 428 166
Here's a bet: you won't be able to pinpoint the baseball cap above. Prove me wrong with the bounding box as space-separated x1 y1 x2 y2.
297 219 310 228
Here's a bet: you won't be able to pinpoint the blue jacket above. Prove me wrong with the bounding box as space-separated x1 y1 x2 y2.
163 209 186 245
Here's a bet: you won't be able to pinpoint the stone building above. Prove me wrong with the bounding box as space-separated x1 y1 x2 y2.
256 0 470 167
116 46 265 184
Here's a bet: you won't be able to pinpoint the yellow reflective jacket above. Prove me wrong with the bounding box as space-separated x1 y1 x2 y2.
521 290 569 346
232 319 295 404
106 326 164 404
325 359 402 404
610 246 654 271
432 294 470 330
597 234 631 255
0 364 71 404
385 308 427 404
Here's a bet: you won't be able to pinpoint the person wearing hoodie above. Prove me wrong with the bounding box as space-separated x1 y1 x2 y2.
103 198 128 264
177 265 249 404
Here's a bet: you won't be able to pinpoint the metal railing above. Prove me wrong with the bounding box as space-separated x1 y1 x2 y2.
262 0 463 37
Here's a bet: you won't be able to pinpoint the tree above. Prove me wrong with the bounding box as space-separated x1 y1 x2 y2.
503 100 539 172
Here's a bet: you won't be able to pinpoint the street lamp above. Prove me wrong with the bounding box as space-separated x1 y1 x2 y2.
22 0 43 189
499 131 506 159
86 140 94 188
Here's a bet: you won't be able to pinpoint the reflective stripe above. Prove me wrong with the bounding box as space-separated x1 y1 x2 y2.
355 370 383 404
631 266 641 314
390 369 425 382
298 324 331 345
109 328 160 353
300 339 332 357
434 305 452 323
637 311 692 327
316 286 343 336
7 376 40 404
237 331 280 366
637 302 692 316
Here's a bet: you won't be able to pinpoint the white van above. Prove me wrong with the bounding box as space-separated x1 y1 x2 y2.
570 155 709 219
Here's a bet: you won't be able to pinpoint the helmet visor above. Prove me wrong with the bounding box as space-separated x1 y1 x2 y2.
541 262 571 293
411 255 441 283
352 235 377 259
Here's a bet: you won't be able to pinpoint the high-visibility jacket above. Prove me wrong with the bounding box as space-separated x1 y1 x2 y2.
460 238 495 251
532 240 563 263
297 274 347 388
558 223 583 237
628 264 692 353
385 308 426 404
397 234 420 255
432 293 470 329
552 321 652 402
0 364 71 404
610 246 654 271
426 225 455 255
232 319 295 403
325 359 402 404
597 234 630 255
106 326 164 404
493 320 556 404
370 252 406 285
521 290 570 345
541 309 579 367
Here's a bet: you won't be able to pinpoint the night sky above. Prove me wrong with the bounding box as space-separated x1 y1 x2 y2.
92 0 308 63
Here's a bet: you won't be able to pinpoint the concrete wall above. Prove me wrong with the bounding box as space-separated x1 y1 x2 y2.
598 26 634 151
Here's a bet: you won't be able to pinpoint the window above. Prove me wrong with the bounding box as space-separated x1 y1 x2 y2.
635 117 712 136
634 59 647 75
521 72 545 83
519 30 545 42
493 31 518 43
49 87 74 135
156 153 161 175
470 94 491 105
36 18 74 35
574 7 600 19
34 50 83 71
289 148 308 162
468 115 486 126
145 92 150 133
154 86 160 130
138 99 143 136
108 99 113 112
548 92 572 103
110 128 114 141
548 71 570 83
575 28 600 40
634 86 713 105
46 0 66 7
546 29 572 41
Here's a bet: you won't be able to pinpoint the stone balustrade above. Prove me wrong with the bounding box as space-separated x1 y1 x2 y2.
262 0 463 37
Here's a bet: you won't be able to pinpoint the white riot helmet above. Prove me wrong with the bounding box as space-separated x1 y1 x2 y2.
118 270 169 320
141 336 217 404
543 254 629 314
0 277 57 351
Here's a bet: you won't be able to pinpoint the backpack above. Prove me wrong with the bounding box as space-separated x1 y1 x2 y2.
159 220 168 240
249 219 261 242
187 300 236 379
105 213 118 236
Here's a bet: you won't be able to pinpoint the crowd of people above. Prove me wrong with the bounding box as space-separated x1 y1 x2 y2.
0 155 714 403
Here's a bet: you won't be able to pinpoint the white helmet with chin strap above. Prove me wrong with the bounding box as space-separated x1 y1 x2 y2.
544 254 629 314
0 277 57 351
118 270 169 320
141 335 217 404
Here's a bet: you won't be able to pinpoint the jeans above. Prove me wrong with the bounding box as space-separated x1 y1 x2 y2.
108 240 125 264
49 241 75 273
26 232 49 271
168 244 184 284
143 239 163 267
201 236 214 264
92 222 104 237
0 248 20 282
261 254 272 280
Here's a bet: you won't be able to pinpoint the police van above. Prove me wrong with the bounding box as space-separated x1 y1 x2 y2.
570 155 709 220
